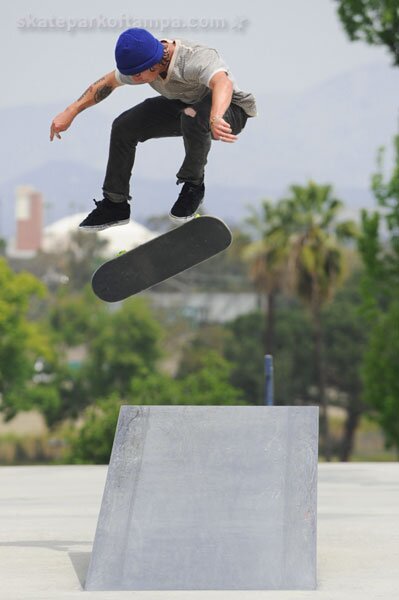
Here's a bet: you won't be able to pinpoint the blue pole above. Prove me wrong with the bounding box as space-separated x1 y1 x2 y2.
264 355 274 406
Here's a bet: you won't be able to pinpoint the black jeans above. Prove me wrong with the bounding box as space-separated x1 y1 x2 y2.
102 92 248 202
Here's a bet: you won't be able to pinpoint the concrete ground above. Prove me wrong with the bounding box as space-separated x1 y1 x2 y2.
0 463 398 600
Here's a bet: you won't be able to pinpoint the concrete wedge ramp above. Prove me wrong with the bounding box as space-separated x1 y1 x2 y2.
85 405 319 591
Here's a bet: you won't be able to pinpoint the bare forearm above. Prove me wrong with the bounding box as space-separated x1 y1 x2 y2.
50 71 119 141
68 74 115 116
210 79 233 120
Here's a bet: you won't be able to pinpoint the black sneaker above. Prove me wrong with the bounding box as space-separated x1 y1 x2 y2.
169 182 205 222
79 198 130 231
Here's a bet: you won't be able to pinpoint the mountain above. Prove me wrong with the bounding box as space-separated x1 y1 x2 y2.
0 160 265 239
0 159 374 241
252 62 399 189
0 61 397 239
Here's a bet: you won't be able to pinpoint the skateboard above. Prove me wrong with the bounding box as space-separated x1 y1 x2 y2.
91 216 232 302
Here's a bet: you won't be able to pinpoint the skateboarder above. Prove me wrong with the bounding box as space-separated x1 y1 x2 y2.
50 28 257 230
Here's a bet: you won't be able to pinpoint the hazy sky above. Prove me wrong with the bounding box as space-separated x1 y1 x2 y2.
4 0 392 114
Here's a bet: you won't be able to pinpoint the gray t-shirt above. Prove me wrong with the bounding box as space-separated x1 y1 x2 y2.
115 38 257 118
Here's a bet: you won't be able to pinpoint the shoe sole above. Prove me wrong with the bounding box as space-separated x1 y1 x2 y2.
168 200 204 224
79 218 130 232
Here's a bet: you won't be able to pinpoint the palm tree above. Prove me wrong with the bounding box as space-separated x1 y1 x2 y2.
282 182 357 460
246 183 356 459
244 200 292 355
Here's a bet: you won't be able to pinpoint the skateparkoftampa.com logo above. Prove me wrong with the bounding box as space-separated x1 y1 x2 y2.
17 14 250 34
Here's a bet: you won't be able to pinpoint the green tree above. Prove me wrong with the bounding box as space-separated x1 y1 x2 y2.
177 324 227 378
66 352 246 463
64 394 123 464
358 136 399 449
83 298 163 399
130 372 181 404
223 306 315 407
335 0 399 65
273 303 315 405
0 258 54 420
28 285 110 427
26 383 63 428
244 201 293 354
169 227 251 292
178 351 245 406
222 274 368 461
48 285 108 347
52 230 108 292
224 312 266 405
362 301 399 452
281 182 357 460
322 271 368 460
369 137 399 295
64 374 179 465
35 294 166 428
132 354 245 407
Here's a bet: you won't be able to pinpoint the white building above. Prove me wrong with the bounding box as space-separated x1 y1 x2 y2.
41 213 157 258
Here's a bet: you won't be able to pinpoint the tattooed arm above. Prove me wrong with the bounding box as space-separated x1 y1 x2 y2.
50 71 121 141
71 71 120 114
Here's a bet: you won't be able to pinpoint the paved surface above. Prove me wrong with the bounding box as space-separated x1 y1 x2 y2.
0 463 398 599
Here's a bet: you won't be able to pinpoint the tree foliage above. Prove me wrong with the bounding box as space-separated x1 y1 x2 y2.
359 136 399 450
54 230 108 291
66 352 246 463
358 139 399 312
335 0 399 65
64 395 123 464
48 285 107 346
83 298 163 399
362 301 399 450
243 182 357 459
0 259 55 420
244 201 294 354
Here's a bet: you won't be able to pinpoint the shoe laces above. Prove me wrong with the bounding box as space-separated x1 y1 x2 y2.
90 198 101 214
87 198 107 215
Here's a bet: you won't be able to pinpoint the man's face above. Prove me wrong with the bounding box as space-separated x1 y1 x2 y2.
130 64 162 84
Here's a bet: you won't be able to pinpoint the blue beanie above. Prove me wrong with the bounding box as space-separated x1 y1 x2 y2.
115 28 164 75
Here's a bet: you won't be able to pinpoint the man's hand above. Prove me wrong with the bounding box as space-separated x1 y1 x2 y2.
208 72 237 143
50 108 76 141
50 71 120 142
210 116 238 143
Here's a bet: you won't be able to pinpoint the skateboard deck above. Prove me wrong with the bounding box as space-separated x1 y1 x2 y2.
92 216 232 302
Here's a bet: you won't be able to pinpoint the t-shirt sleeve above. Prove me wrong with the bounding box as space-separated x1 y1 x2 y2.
114 69 141 86
184 47 230 87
